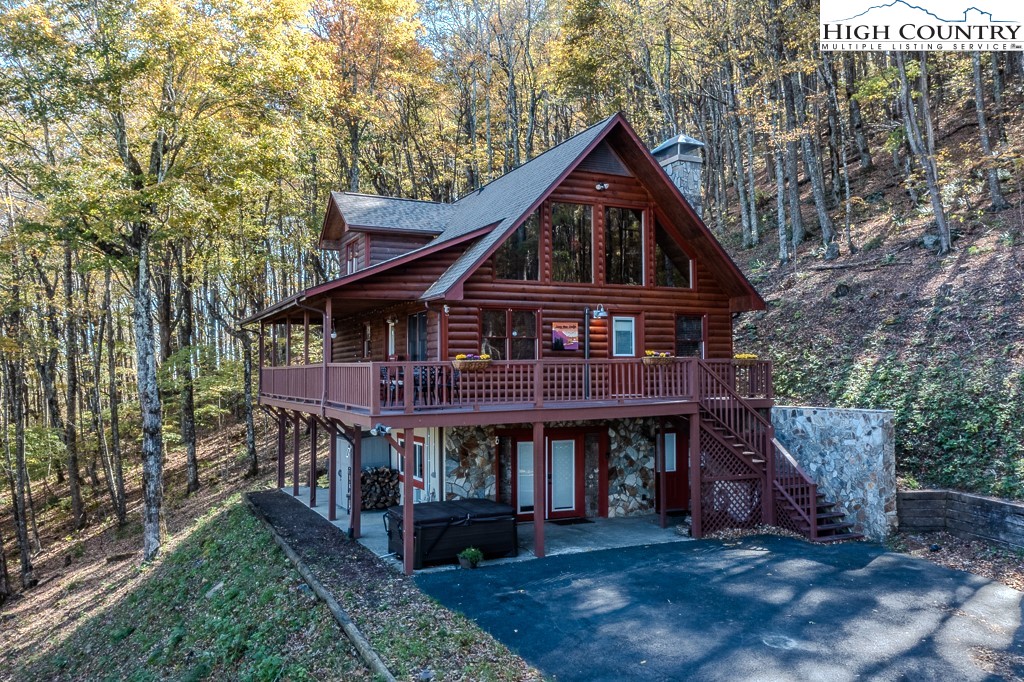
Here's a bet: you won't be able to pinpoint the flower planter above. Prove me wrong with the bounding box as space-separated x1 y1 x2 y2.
452 359 491 372
458 556 479 569
642 356 674 367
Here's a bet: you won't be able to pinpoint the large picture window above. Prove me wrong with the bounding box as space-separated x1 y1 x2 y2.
551 203 592 283
481 309 537 360
605 207 643 285
655 221 692 288
493 211 539 280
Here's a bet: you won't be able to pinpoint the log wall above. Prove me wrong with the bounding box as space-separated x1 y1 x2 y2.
898 490 1024 549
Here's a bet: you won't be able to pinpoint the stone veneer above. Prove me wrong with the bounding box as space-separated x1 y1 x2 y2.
445 425 497 500
772 406 896 541
444 419 658 518
606 418 658 517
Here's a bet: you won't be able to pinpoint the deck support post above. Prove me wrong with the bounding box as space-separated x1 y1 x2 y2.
689 413 702 538
292 412 301 496
309 419 318 507
763 425 776 526
402 430 415 576
328 422 338 521
532 421 545 558
303 312 309 365
351 428 362 539
285 319 291 366
658 418 667 529
258 322 265 395
277 412 286 489
322 299 332 412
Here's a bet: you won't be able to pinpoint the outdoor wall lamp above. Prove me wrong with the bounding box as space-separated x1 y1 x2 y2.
592 304 609 319
370 424 392 437
595 182 609 191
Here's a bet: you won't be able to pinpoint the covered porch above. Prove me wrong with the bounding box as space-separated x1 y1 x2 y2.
282 486 690 571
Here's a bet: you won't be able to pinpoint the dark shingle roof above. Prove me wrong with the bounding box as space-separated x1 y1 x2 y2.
331 192 452 233
420 114 618 298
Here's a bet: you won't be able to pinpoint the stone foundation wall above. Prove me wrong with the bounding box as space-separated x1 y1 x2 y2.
772 406 896 541
444 426 497 500
607 418 657 517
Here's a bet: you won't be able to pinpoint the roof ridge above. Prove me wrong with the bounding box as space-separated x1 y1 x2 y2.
332 191 451 206
452 113 619 204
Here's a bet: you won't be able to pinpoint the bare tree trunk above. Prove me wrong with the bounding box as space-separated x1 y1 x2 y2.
0 525 12 604
132 234 164 562
63 246 86 529
843 55 872 169
972 52 1009 212
792 72 838 259
178 247 199 494
106 269 126 525
242 335 258 477
783 74 804 248
774 148 789 264
896 51 951 254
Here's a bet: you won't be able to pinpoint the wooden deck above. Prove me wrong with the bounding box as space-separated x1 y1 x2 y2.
259 358 772 427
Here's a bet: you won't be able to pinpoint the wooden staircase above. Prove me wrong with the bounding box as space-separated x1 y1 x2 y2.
695 362 862 543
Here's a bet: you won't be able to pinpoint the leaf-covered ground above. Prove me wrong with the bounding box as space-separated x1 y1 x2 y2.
11 496 371 682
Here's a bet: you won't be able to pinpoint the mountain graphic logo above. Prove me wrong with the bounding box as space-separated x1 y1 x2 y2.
821 0 1021 25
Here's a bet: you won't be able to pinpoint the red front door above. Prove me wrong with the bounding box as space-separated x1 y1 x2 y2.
659 431 689 511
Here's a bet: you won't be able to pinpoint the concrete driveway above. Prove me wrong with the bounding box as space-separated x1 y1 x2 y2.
416 536 1024 681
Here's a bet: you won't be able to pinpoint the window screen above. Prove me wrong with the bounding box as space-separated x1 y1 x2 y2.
675 316 703 357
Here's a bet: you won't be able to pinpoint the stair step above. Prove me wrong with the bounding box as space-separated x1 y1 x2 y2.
811 532 864 544
816 522 855 532
816 512 845 521
816 502 837 511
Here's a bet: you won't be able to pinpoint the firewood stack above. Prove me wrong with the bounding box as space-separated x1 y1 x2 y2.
361 467 400 510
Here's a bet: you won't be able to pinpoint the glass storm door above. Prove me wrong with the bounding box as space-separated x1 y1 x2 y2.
548 438 583 519
516 442 534 515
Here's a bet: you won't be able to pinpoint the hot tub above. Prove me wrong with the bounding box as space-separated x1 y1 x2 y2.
385 499 518 569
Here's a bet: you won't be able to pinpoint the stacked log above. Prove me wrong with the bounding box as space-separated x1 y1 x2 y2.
361 467 400 510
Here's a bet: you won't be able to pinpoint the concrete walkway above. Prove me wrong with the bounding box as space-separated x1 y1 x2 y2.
279 487 688 572
417 536 1024 681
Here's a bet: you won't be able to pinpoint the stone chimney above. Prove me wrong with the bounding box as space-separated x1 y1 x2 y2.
652 134 704 218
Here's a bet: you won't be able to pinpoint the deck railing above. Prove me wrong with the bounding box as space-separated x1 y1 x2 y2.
260 357 771 415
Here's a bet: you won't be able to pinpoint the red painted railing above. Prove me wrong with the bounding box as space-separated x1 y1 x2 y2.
260 357 762 415
772 438 818 537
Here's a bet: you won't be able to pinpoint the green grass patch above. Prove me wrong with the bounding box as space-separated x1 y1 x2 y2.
17 496 369 681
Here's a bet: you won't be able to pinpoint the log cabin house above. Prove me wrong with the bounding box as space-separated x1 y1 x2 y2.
248 113 859 575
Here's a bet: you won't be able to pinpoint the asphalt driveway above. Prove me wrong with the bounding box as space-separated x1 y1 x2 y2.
416 536 1024 681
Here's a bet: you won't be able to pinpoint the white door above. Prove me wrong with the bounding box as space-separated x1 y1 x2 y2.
550 439 576 514
516 441 534 514
336 436 352 514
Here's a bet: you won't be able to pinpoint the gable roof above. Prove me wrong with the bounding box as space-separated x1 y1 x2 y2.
250 112 764 324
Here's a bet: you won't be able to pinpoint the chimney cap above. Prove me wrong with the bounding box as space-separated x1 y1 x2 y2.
651 133 705 159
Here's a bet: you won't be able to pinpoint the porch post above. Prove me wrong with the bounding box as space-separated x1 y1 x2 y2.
277 412 286 489
303 312 310 365
322 299 332 412
532 421 545 558
328 422 338 521
309 419 318 507
351 428 362 539
285 319 291 366
271 323 278 367
658 418 667 529
763 424 776 526
292 413 301 496
258 322 265 396
689 413 702 538
402 430 415 576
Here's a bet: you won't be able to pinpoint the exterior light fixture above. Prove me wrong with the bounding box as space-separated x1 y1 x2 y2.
370 424 392 437
592 304 609 319
595 182 609 191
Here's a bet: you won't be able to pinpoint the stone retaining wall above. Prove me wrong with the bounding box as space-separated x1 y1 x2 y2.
772 406 897 541
898 490 1024 549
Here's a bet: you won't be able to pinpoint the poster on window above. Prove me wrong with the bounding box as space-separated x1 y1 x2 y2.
551 322 579 351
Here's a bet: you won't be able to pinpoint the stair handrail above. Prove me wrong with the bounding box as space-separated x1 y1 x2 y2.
771 437 818 537
695 361 776 524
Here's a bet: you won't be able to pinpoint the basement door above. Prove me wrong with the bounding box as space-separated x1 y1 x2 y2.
657 431 689 512
512 433 586 520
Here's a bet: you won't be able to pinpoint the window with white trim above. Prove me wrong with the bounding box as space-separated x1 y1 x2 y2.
611 316 636 357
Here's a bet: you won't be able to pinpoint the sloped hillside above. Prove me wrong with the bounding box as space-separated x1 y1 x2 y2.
728 123 1024 498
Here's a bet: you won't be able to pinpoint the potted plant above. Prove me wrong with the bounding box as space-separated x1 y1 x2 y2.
452 353 492 371
457 546 484 569
733 353 759 366
642 350 674 366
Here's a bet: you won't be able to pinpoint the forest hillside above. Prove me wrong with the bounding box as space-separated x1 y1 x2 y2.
0 0 1022 606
